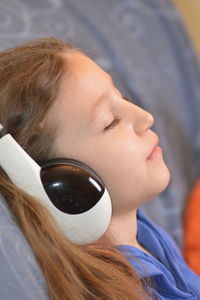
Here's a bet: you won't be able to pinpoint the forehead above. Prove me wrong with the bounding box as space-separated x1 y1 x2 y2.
46 52 111 140
55 52 111 112
62 51 110 94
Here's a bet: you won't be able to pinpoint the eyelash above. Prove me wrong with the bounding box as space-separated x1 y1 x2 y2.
103 97 130 131
104 117 121 131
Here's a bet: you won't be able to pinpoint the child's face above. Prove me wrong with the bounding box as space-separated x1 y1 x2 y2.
47 52 170 215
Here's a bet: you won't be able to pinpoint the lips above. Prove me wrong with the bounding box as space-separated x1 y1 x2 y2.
147 137 159 160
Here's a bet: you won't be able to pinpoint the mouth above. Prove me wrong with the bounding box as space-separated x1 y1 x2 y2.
147 137 161 160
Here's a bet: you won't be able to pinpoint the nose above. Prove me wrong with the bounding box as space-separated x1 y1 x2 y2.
131 105 154 135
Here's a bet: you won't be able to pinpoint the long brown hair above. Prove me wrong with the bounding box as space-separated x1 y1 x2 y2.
0 38 149 300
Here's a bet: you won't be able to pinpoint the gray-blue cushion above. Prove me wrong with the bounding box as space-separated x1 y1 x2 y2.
0 194 48 299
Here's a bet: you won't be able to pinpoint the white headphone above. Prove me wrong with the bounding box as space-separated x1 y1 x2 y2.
0 123 112 245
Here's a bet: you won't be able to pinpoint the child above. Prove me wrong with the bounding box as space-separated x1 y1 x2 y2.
0 37 199 300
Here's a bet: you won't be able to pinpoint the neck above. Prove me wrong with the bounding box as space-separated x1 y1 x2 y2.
99 209 139 248
97 208 153 256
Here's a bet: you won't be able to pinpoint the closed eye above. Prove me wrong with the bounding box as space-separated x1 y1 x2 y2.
103 96 129 131
104 117 121 131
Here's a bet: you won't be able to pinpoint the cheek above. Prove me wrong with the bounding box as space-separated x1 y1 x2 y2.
104 159 146 194
102 162 147 214
92 136 145 184
96 144 147 201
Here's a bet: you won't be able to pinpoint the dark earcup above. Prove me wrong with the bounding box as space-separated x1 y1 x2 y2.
40 158 105 215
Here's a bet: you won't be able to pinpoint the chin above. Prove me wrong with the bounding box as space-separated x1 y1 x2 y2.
151 164 171 197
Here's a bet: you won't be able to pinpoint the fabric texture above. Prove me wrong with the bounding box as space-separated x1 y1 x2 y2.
0 194 49 300
184 179 200 276
118 209 200 300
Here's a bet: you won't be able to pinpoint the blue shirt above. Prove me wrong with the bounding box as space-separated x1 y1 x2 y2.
117 209 200 299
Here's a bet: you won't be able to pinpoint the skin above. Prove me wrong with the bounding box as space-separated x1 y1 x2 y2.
46 51 171 253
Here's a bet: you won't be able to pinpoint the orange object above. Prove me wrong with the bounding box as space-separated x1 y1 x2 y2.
184 178 200 275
